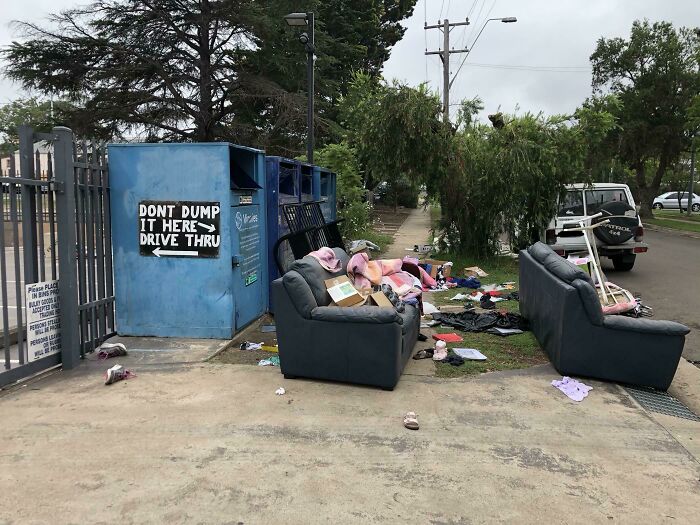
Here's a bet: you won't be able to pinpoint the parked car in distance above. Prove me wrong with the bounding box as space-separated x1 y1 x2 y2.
545 183 647 271
652 192 700 212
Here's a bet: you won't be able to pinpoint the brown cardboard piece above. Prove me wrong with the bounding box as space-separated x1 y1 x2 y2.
367 291 394 308
422 259 452 279
324 276 366 307
464 266 488 278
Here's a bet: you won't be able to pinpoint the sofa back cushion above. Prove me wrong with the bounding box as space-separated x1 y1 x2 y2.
570 278 604 326
528 242 592 285
527 241 555 264
289 248 350 307
282 270 318 319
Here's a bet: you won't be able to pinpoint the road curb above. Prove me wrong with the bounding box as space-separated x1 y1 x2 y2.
643 223 700 240
668 358 700 417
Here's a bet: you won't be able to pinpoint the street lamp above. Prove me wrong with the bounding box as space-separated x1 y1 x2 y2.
284 12 315 164
449 16 517 90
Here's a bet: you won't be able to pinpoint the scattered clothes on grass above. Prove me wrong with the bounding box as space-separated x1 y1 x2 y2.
431 310 529 333
403 412 419 430
240 341 264 351
422 302 439 315
307 246 342 272
453 348 487 361
450 293 471 301
258 356 281 367
98 342 128 360
447 276 481 289
440 352 465 367
275 387 286 396
551 377 592 402
503 291 519 302
104 364 135 385
261 325 277 333
432 333 463 343
480 293 497 310
464 292 506 304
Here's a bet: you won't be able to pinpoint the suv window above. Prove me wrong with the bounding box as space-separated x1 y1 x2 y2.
558 190 584 217
585 189 629 214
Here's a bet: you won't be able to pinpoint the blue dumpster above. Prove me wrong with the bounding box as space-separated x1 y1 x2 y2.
314 166 337 221
300 162 315 203
109 143 268 338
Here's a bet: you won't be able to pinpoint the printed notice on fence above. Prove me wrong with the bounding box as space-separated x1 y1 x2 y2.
25 280 61 362
138 201 221 258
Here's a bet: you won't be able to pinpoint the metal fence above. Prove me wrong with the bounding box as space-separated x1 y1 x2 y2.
0 126 115 387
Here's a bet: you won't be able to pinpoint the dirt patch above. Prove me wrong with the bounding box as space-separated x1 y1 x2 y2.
211 314 279 366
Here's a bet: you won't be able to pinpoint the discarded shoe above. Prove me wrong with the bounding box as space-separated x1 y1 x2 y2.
417 333 428 342
412 349 434 360
403 412 419 430
480 292 496 310
98 342 127 360
104 364 135 385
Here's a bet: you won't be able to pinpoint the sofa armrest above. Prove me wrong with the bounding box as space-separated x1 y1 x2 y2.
603 315 690 336
311 306 400 324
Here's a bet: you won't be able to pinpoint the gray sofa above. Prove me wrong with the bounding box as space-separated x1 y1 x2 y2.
271 248 419 390
520 242 690 390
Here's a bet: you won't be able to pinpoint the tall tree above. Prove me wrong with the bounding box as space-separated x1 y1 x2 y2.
2 0 416 153
590 20 700 217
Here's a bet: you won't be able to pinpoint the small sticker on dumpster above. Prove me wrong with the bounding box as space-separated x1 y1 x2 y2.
138 201 220 258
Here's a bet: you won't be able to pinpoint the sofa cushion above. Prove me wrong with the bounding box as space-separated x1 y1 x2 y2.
527 242 555 264
290 248 350 307
310 305 400 324
543 254 592 285
570 279 604 326
282 270 318 319
398 304 419 335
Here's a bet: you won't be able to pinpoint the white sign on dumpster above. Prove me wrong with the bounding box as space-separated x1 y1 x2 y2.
25 280 61 362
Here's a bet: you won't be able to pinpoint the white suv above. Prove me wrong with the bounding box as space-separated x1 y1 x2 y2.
545 183 648 271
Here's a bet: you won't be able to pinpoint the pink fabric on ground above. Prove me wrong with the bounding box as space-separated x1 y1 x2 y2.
308 247 342 272
347 253 402 290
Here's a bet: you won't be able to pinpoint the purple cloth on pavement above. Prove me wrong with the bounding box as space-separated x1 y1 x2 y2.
551 376 592 402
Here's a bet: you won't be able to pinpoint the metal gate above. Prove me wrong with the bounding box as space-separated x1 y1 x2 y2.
0 126 115 387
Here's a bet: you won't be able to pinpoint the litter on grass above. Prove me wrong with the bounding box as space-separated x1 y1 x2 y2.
453 348 487 361
422 302 439 315
258 356 280 367
240 341 264 351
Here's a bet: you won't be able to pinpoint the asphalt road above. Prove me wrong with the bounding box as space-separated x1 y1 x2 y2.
602 228 700 361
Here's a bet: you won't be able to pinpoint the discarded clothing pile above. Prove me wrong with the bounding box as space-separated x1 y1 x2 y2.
447 276 481 289
431 309 529 334
348 253 423 303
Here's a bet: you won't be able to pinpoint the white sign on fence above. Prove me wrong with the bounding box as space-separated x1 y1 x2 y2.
25 280 61 362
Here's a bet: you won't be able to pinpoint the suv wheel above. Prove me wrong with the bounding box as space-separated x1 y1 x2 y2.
652 203 663 209
612 254 636 272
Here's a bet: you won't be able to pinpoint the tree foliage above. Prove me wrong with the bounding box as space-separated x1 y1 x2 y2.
590 20 700 217
2 0 417 153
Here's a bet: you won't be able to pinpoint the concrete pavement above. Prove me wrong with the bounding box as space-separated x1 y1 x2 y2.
382 205 432 259
1 346 700 524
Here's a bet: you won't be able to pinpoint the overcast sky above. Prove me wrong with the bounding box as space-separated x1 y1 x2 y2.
1 0 699 123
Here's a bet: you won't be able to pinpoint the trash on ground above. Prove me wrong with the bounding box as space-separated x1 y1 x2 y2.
240 341 264 351
464 292 506 303
98 342 128 360
413 348 434 360
275 387 286 396
464 266 489 278
348 239 380 254
440 352 465 367
450 293 471 301
104 364 135 385
422 302 439 315
432 333 463 343
258 356 280 367
453 348 487 361
482 284 508 292
486 327 524 336
417 333 428 342
261 325 277 333
433 340 448 361
551 377 592 402
261 345 279 353
403 411 419 430
447 276 481 289
432 310 529 333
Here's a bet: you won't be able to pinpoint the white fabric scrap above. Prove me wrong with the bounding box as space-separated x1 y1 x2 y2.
422 302 439 315
275 387 286 396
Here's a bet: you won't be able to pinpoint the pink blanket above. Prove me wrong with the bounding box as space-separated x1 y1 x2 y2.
308 247 342 272
348 253 422 299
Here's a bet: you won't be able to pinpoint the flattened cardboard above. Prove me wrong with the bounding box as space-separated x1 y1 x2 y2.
464 266 488 278
368 291 394 308
324 276 366 307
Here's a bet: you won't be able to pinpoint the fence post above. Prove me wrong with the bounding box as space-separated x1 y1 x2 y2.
18 126 38 285
53 126 81 369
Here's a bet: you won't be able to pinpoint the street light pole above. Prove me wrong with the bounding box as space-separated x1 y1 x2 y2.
306 12 315 164
284 12 315 163
688 134 696 216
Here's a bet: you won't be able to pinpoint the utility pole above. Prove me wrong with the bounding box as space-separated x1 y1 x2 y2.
425 18 470 123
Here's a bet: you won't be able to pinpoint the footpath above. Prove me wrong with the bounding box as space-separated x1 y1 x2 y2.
0 207 699 523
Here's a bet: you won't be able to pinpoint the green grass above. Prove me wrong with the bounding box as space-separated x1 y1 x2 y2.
653 210 700 223
645 218 700 234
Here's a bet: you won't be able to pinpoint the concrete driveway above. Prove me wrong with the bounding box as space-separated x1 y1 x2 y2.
604 229 700 361
1 349 699 524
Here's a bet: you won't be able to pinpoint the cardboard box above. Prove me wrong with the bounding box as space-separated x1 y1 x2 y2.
325 276 366 307
367 291 394 308
464 266 488 278
422 259 452 279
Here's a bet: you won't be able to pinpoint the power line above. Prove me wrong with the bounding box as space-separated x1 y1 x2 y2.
463 62 591 72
